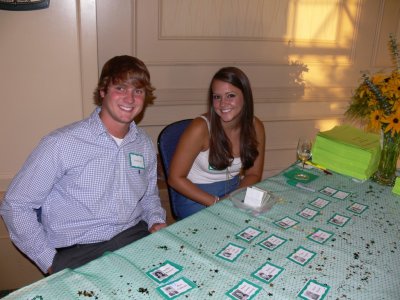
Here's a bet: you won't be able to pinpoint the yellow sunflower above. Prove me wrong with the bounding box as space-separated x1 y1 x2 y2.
369 110 383 131
393 100 400 112
382 74 400 99
382 109 400 136
371 73 386 85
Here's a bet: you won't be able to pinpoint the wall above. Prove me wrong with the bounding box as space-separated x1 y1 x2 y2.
0 0 98 191
1 0 400 188
96 0 400 178
0 0 98 290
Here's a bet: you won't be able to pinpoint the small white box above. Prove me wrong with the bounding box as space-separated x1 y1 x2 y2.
244 187 270 208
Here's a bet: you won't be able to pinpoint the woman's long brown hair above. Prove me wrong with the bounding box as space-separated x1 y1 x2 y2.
208 67 259 171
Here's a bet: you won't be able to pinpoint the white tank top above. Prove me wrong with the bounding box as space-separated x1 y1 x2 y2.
187 116 242 184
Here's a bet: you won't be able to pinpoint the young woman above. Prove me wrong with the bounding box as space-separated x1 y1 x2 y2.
168 67 265 219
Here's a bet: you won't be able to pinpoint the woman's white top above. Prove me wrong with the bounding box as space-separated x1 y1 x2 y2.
187 116 242 184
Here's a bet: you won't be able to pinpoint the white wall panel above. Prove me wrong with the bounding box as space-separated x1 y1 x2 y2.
95 0 399 178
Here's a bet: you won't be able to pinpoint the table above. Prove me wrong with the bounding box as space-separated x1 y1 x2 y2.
5 164 400 299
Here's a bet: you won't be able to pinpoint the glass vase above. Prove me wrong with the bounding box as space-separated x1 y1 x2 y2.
372 131 400 186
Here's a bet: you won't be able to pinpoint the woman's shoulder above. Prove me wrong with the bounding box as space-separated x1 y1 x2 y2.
179 115 210 151
189 115 210 132
179 115 209 139
253 116 265 131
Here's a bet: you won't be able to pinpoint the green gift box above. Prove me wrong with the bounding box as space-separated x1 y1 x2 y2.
312 125 381 180
393 177 400 196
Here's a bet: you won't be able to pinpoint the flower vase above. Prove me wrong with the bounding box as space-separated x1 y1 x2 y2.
372 131 400 186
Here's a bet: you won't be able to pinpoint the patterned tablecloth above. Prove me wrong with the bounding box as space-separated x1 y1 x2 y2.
5 164 400 299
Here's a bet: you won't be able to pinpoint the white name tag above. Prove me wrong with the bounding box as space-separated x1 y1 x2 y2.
129 153 145 169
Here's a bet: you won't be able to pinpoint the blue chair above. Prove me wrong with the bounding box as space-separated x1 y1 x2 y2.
158 119 193 220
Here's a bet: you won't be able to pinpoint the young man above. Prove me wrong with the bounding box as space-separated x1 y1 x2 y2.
0 55 166 274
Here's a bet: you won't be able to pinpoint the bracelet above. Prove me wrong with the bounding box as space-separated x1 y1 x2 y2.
214 196 220 204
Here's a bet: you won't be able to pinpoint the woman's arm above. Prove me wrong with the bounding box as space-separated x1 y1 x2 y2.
168 117 218 206
239 117 266 188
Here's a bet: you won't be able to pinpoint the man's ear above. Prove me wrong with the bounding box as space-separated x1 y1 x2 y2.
100 89 105 98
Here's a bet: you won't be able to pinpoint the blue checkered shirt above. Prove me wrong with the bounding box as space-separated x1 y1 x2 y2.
0 108 166 272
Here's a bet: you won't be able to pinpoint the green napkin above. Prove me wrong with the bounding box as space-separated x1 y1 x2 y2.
393 177 400 196
312 125 381 180
283 168 318 184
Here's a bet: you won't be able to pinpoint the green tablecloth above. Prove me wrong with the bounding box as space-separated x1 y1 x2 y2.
5 164 400 299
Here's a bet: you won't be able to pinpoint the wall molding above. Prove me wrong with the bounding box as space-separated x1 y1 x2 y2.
152 86 351 106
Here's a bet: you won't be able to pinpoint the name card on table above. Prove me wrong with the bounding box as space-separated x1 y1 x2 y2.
244 187 270 208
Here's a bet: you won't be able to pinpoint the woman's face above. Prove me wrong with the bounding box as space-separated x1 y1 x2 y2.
211 80 244 126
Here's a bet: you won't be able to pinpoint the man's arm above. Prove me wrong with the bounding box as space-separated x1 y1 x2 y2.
0 136 61 273
139 137 167 229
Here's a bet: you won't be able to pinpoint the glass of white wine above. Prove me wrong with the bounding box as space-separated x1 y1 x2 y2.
295 137 312 180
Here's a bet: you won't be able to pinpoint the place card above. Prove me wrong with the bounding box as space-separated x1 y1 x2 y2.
216 243 245 262
297 207 319 220
307 228 334 244
319 186 338 197
146 260 183 283
297 279 330 300
244 186 270 207
235 226 263 243
274 216 299 229
332 190 350 200
309 197 330 209
346 202 368 214
251 262 284 283
319 186 350 199
258 234 287 251
156 277 196 299
226 279 262 300
287 246 316 266
328 213 351 227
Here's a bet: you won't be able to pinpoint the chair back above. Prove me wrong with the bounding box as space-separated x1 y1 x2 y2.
158 119 193 219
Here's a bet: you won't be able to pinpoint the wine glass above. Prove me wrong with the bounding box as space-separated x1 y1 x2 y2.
295 137 312 180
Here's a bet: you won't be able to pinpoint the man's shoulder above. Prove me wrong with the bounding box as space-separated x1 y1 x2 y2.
43 117 93 144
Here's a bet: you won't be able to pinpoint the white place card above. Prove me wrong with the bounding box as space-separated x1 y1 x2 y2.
216 243 246 262
236 226 263 243
298 279 330 300
244 186 270 207
226 279 262 300
156 277 196 299
251 262 284 283
287 246 316 266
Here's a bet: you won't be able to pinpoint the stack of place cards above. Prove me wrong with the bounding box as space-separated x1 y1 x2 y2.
244 186 270 208
312 125 380 180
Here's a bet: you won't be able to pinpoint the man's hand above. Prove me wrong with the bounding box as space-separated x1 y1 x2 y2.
149 223 167 233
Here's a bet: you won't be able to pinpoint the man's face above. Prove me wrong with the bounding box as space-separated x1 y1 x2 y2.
100 82 146 127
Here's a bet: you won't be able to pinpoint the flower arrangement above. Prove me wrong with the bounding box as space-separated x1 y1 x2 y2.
345 34 400 186
345 34 400 136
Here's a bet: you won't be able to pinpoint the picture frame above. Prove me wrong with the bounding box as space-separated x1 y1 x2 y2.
0 0 50 11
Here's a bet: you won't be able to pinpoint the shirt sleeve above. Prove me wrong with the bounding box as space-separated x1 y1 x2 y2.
0 136 61 273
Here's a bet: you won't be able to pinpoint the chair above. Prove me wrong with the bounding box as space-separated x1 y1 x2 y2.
158 119 193 220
